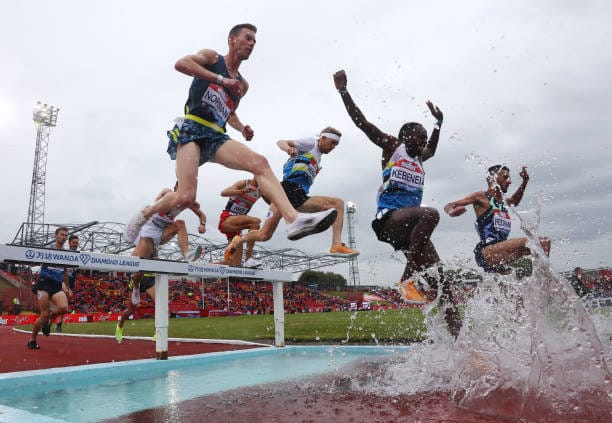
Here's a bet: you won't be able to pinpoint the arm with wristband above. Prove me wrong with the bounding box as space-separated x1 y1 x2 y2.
421 100 443 162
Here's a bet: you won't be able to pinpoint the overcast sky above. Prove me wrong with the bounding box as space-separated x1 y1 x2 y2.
1 0 610 285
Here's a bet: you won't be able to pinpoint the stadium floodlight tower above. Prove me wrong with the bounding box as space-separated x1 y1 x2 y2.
346 201 360 286
26 102 59 246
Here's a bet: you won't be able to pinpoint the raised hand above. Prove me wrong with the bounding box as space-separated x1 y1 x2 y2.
426 100 443 122
333 70 347 91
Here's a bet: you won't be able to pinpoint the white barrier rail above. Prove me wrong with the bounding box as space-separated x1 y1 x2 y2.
0 244 291 356
584 295 612 308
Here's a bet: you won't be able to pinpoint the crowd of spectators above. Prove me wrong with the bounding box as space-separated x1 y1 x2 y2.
3 266 611 316
56 274 355 316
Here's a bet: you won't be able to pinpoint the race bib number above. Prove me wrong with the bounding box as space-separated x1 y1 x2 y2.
201 85 232 122
229 203 250 216
389 162 424 189
493 210 511 234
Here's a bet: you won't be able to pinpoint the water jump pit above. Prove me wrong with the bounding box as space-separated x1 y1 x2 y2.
1 239 610 422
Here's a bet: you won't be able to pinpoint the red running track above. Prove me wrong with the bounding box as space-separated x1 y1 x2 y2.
0 325 260 373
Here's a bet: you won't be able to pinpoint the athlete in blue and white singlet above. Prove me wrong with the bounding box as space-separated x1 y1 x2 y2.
376 144 425 214
334 69 461 338
445 165 551 274
281 137 322 195
227 129 358 259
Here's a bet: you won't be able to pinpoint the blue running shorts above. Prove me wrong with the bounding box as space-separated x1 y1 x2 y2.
167 118 229 166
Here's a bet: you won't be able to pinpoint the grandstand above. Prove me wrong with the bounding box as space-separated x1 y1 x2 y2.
1 265 423 320
3 258 610 320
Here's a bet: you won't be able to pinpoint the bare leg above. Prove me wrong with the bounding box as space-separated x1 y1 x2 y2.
161 220 187 255
132 238 155 259
438 268 462 339
482 236 551 268
298 196 345 248
244 237 256 261
226 243 244 266
140 142 201 219
404 208 440 274
118 302 138 329
237 205 282 244
30 291 51 343
220 215 261 236
212 140 299 223
176 221 189 256
30 291 69 343
381 207 440 280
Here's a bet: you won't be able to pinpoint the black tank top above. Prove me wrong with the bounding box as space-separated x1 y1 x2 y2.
184 56 242 131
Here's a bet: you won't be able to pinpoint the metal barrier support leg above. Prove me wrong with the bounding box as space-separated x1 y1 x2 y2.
155 273 169 359
272 280 285 347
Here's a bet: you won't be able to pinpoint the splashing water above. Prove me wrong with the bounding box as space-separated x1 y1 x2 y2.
358 206 611 421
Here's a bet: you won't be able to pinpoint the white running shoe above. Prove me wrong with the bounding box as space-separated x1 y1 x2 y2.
286 209 337 241
184 245 203 262
131 288 141 306
243 257 262 268
124 211 148 243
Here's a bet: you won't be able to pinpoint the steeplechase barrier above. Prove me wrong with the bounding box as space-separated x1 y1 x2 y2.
0 244 293 358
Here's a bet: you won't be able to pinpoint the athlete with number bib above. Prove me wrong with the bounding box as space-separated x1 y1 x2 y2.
444 165 551 274
116 184 206 343
224 127 359 261
333 69 461 339
218 178 263 267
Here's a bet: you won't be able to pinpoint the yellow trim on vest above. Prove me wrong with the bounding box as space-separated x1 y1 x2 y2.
185 114 226 134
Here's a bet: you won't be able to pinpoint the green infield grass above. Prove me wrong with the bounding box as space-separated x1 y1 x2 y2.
26 309 427 343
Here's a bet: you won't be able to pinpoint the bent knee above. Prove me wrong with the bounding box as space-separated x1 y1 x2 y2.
424 207 440 224
333 198 344 210
176 192 196 208
249 154 271 174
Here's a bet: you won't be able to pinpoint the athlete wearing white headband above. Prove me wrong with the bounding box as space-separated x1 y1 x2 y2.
320 132 341 143
224 126 360 261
